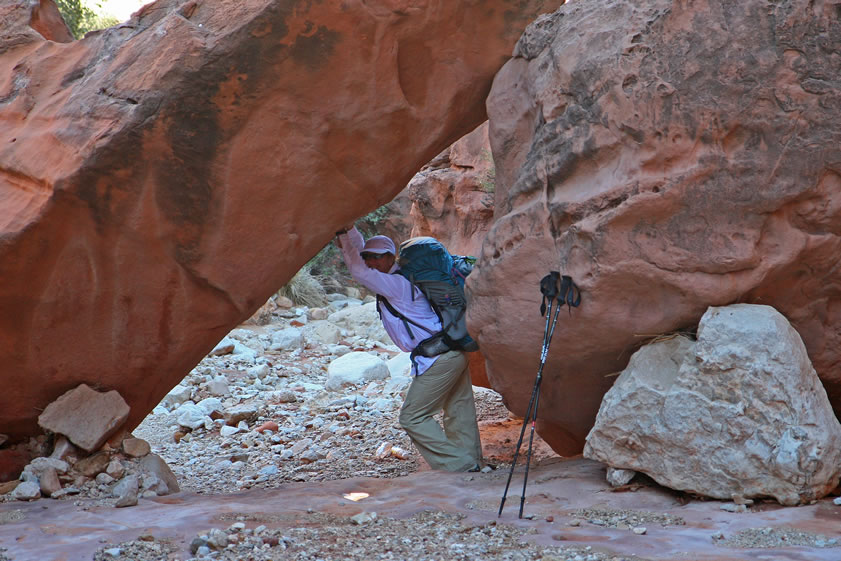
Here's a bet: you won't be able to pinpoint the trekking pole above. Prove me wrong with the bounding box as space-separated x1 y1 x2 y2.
498 273 581 519
498 272 561 518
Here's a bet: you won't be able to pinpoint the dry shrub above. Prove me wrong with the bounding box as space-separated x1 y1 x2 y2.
278 265 328 308
642 332 695 345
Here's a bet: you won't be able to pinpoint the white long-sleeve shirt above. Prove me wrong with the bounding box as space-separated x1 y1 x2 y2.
339 227 441 375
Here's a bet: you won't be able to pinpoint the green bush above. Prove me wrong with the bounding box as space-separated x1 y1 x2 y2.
356 204 391 237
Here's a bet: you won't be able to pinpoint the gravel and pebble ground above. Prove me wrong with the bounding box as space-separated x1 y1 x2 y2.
720 526 840 549
86 301 650 561
571 506 685 530
128 301 520 496
131 351 511 494
133 351 423 493
92 511 645 561
6 297 841 559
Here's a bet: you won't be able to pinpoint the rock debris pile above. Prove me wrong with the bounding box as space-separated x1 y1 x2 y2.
0 383 179 507
571 506 685 532
720 527 839 549
131 293 430 494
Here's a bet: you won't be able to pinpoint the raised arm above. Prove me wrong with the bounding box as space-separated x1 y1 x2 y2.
337 227 413 301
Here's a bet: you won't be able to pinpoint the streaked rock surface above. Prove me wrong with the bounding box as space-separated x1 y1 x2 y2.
471 0 841 453
0 0 561 442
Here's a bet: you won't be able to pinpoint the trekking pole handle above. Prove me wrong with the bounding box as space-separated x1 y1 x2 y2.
558 275 582 308
539 272 561 316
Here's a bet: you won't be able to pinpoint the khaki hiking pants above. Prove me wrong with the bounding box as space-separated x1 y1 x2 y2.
398 350 482 471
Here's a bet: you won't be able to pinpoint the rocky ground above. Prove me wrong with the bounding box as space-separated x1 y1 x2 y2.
0 293 572 560
110 296 591 560
131 349 513 494
3 293 841 560
129 294 545 496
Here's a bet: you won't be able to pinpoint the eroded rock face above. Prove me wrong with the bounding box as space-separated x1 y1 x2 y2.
406 121 495 256
0 0 561 442
0 0 72 46
380 121 495 256
583 305 841 506
470 0 841 454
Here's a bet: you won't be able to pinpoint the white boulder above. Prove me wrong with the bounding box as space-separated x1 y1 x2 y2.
269 327 304 352
175 403 210 430
384 353 413 394
326 352 390 391
386 353 412 378
304 321 343 346
196 397 224 416
327 302 392 344
207 375 230 397
12 481 41 501
584 304 841 505
161 384 192 410
247 364 270 379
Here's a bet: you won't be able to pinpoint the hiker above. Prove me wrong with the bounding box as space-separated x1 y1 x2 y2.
335 225 484 472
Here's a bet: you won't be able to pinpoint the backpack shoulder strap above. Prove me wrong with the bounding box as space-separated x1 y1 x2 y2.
376 294 435 340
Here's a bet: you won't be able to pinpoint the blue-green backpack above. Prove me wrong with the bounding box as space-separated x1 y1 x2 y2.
378 237 479 358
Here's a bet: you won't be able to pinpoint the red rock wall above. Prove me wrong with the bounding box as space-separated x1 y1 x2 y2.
471 0 841 454
28 0 74 42
406 122 495 256
0 0 562 442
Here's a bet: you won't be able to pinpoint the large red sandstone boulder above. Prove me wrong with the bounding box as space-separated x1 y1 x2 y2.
0 0 561 442
369 192 415 251
378 121 494 256
470 0 841 454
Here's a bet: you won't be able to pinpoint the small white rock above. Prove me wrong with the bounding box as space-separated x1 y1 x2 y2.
375 442 392 459
220 425 241 438
390 446 409 460
350 511 377 525
12 481 41 501
206 527 228 549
